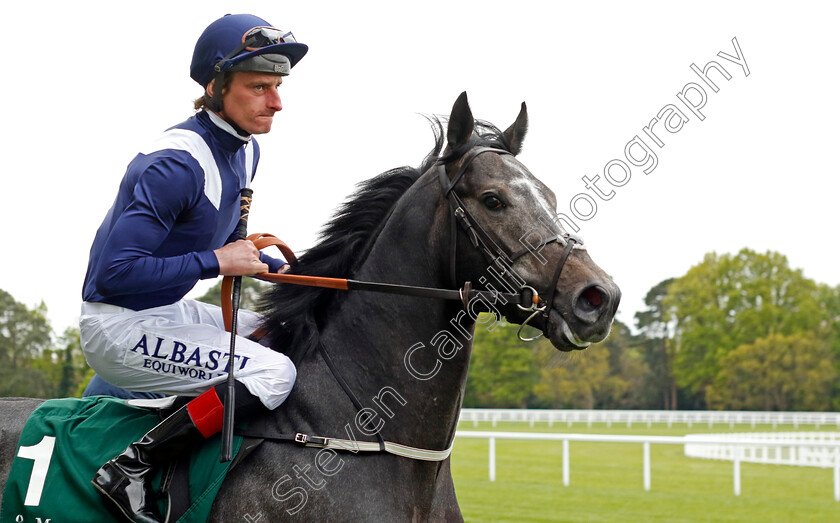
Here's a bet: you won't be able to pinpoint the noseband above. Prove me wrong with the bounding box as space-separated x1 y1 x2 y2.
436 146 579 340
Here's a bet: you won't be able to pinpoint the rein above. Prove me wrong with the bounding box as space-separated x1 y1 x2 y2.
220 232 540 333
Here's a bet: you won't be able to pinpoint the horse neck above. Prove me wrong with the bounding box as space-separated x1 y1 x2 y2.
314 174 474 450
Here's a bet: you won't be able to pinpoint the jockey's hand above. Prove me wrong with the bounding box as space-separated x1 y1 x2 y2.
279 264 291 274
214 240 270 276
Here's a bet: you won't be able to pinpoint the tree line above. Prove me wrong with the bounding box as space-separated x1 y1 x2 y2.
0 280 270 399
0 289 91 398
464 248 840 411
3 248 838 411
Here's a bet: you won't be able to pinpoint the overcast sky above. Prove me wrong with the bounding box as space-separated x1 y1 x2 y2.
1 1 837 337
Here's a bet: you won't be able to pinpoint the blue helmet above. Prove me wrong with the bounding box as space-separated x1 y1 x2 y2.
190 14 309 88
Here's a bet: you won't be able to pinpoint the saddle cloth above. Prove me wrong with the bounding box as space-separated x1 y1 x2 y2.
1 396 244 523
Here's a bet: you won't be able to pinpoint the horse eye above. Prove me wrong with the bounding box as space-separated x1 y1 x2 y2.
483 195 505 210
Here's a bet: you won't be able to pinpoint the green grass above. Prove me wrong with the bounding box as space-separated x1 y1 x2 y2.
451 421 840 522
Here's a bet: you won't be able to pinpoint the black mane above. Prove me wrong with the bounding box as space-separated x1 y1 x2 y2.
258 116 511 361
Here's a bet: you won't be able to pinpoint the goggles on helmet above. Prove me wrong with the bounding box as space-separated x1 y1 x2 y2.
215 26 297 73
242 26 297 50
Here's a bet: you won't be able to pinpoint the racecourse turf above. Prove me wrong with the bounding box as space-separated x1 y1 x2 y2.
451 421 840 522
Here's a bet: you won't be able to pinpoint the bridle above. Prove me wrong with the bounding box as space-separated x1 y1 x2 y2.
436 145 580 341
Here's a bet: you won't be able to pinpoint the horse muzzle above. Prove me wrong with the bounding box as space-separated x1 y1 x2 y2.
513 279 620 352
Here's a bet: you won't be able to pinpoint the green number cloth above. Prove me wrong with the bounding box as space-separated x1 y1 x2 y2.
1 396 242 523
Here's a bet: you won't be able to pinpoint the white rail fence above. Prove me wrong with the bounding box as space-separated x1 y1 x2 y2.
685 432 840 468
454 431 840 500
459 408 840 429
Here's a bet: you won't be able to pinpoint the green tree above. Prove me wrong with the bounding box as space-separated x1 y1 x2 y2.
530 321 637 409
531 342 624 409
0 289 52 368
195 277 269 311
594 320 655 409
616 348 656 408
0 367 55 398
815 283 840 408
664 249 827 406
0 290 94 399
56 327 89 398
16 329 92 399
635 278 683 409
707 333 835 411
0 289 56 397
464 318 540 408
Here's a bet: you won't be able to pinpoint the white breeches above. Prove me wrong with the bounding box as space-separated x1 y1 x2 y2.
80 299 295 410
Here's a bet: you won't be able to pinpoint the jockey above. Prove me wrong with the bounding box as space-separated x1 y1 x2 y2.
79 14 308 523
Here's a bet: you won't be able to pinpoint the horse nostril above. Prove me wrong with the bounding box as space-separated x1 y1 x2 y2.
581 286 603 309
578 286 605 310
574 285 609 323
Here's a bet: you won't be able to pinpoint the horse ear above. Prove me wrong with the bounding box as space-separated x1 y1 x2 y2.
503 102 528 156
447 91 474 150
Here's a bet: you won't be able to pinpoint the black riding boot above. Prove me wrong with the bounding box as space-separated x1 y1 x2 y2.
91 404 201 523
91 382 265 523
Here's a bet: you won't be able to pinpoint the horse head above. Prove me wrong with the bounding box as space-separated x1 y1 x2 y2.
437 92 620 351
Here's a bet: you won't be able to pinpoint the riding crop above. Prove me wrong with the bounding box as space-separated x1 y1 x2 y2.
220 188 253 463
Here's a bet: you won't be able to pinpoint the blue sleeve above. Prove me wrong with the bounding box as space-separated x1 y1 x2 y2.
260 252 287 273
94 156 219 297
